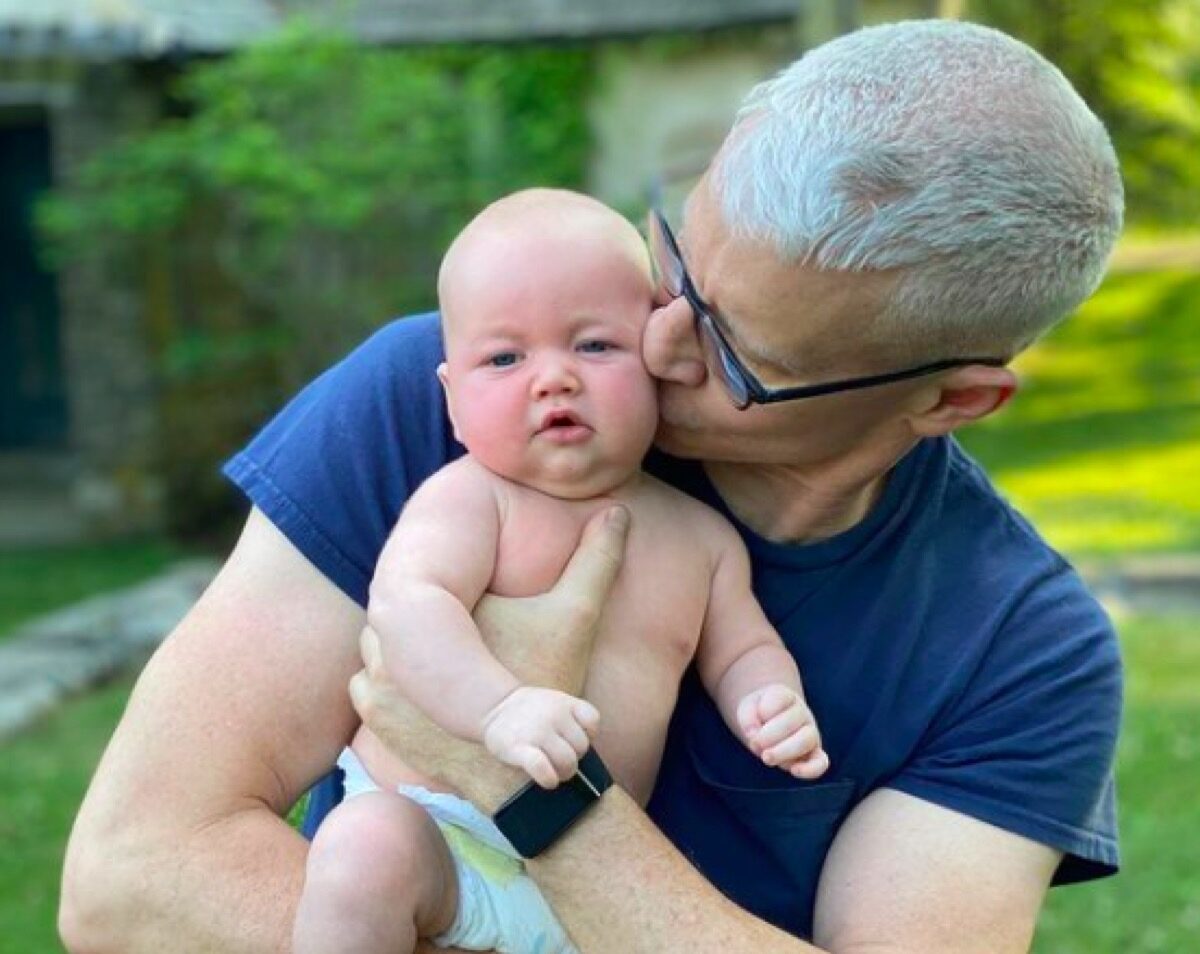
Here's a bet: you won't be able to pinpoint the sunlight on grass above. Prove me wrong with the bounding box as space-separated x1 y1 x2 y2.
961 270 1200 560
993 441 1200 556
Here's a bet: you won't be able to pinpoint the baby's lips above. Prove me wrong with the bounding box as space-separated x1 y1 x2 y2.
537 406 584 431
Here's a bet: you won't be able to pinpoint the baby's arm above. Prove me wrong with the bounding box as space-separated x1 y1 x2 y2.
694 524 829 779
369 460 598 787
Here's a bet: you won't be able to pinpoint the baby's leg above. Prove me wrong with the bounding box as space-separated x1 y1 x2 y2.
293 791 458 954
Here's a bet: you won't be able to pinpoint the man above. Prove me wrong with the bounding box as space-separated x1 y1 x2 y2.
61 19 1123 953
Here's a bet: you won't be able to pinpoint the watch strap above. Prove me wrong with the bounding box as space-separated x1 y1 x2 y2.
492 747 612 858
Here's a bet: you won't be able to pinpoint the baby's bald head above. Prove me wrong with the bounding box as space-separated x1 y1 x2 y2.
438 189 651 347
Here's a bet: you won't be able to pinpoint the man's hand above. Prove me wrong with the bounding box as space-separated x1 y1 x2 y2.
737 684 829 780
350 505 630 808
483 686 601 789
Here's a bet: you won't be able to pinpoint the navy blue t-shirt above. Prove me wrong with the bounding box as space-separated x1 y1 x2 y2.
224 312 1121 939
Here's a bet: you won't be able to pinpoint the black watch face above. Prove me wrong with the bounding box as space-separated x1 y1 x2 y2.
494 766 606 858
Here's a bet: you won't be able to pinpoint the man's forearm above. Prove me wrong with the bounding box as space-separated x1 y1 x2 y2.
528 787 822 954
62 803 308 953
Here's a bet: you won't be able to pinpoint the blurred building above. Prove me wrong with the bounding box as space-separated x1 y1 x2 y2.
0 0 931 542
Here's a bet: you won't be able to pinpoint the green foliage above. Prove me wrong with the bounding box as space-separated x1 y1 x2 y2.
967 0 1200 226
38 22 594 536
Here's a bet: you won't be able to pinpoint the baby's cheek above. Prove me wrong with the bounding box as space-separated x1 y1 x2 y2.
454 386 526 467
611 367 660 432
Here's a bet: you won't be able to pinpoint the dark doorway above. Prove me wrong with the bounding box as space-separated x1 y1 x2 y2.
0 111 67 449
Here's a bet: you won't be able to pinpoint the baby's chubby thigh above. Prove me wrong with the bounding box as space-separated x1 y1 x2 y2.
299 791 459 945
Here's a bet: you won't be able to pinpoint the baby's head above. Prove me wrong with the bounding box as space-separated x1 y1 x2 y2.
437 189 658 500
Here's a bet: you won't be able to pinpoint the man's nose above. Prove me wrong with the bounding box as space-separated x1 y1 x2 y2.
531 354 581 399
643 296 707 387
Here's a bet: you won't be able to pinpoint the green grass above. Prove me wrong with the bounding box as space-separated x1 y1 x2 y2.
1032 611 1200 953
0 540 178 641
0 674 135 952
960 270 1200 559
1 611 1195 952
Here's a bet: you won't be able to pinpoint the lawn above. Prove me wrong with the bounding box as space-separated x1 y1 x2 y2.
0 673 135 951
0 540 178 641
959 270 1200 558
1032 611 1200 953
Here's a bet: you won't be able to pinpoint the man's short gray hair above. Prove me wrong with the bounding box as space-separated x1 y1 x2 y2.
712 19 1124 360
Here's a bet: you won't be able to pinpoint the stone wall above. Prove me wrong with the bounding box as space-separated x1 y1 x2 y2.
52 62 167 535
0 58 167 539
587 27 797 215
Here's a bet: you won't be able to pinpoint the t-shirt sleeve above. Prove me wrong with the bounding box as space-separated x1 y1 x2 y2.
222 312 457 606
887 566 1123 884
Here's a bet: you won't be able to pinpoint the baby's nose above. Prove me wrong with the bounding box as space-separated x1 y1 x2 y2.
532 357 581 398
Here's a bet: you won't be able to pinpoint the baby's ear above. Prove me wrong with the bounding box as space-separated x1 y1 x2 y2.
436 363 464 443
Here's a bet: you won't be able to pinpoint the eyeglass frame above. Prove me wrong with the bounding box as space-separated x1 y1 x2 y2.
647 207 1008 410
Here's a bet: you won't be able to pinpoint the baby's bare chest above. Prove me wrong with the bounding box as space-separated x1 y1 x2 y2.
489 483 721 801
490 490 715 668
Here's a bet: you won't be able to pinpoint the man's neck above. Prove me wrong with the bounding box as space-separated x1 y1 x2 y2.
702 439 917 544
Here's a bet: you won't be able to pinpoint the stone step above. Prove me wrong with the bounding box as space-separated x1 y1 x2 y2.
0 559 219 740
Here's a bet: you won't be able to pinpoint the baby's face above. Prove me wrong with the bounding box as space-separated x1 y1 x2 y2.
440 230 658 499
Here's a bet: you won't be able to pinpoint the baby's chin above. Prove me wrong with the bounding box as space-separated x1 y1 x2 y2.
484 459 643 501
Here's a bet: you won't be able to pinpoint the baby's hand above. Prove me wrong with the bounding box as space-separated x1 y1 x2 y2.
482 686 600 789
737 684 829 780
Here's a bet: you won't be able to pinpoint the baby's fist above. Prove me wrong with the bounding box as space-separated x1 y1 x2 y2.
482 686 600 789
737 684 829 780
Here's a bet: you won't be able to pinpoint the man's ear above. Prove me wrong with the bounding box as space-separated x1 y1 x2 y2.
907 364 1018 438
436 363 464 443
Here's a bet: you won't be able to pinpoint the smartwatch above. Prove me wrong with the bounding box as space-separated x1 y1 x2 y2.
492 747 613 858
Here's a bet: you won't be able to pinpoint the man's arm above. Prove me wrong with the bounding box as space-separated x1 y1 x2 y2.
354 510 1063 954
812 788 1059 952
60 508 366 953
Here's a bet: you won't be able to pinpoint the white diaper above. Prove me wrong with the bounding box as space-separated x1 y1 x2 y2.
337 748 579 954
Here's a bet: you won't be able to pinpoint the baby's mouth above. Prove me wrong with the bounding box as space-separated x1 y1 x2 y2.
536 408 593 443
538 408 584 432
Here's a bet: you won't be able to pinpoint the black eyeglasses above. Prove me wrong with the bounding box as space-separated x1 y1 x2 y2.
647 208 1007 410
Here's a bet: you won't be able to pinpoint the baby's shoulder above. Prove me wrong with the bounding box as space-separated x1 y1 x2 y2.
408 454 506 511
626 475 743 556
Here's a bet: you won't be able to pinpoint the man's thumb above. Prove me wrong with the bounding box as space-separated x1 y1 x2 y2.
555 505 630 604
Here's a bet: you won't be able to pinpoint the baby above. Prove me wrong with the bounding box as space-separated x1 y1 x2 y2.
293 189 828 954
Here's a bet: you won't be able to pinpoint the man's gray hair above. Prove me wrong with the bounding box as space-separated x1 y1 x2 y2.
712 19 1124 360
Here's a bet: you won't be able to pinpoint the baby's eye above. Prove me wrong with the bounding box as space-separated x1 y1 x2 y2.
487 351 521 368
577 339 615 354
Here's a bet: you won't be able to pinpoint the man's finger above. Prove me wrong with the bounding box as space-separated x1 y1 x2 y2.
347 668 370 721
554 505 630 605
359 624 385 676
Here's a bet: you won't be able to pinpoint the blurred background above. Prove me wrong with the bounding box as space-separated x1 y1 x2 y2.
1 1 1197 950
